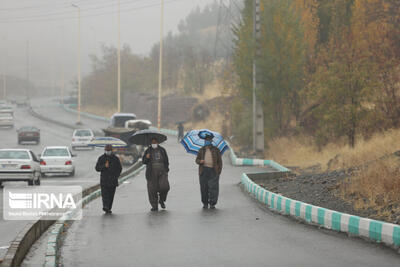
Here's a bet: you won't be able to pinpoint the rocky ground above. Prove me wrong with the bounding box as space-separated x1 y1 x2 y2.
257 168 398 224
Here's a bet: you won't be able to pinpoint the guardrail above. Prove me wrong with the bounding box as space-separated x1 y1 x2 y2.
242 173 400 250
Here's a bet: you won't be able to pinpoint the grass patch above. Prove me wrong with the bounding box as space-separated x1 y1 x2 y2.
338 158 400 221
267 129 400 171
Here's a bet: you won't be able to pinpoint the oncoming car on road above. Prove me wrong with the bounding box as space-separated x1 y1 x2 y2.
17 126 40 144
40 146 76 177
0 110 14 128
71 129 94 150
0 149 41 186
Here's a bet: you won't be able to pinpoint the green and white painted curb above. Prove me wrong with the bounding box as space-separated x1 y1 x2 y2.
61 105 109 122
60 105 290 172
242 173 400 249
230 145 290 172
44 165 145 267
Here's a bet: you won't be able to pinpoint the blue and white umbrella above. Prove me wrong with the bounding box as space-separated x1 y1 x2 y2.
180 129 229 155
88 137 127 148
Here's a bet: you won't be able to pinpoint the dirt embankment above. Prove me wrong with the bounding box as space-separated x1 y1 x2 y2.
259 151 400 224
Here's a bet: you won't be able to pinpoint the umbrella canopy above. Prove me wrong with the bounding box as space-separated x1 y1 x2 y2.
129 130 167 146
88 137 127 148
180 129 229 155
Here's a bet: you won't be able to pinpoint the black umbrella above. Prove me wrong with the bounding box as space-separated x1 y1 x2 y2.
129 130 167 146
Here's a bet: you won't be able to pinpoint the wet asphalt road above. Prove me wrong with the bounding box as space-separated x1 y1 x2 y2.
0 99 108 261
62 138 400 266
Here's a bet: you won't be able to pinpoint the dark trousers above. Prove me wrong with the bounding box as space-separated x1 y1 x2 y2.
147 167 170 208
199 167 219 206
101 184 116 211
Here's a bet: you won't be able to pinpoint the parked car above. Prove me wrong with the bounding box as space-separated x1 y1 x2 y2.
39 146 76 177
17 126 40 144
71 129 94 150
0 149 41 186
0 111 14 128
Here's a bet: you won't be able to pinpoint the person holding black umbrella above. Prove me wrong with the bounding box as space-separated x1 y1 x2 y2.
95 144 122 214
142 137 170 211
195 134 223 209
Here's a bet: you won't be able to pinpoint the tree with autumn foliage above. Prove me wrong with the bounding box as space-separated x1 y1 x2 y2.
232 0 400 149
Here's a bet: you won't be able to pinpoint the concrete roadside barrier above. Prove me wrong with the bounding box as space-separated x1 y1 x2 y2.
229 146 290 172
44 163 145 267
0 162 143 267
242 172 400 250
28 107 79 130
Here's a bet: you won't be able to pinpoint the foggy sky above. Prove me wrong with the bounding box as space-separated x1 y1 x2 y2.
0 0 216 91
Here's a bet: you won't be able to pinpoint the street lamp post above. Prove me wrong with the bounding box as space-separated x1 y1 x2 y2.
2 36 6 100
72 3 82 125
157 0 164 130
117 0 121 113
2 72 6 100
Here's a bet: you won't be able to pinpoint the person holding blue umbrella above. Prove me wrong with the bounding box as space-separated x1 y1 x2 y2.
195 133 223 209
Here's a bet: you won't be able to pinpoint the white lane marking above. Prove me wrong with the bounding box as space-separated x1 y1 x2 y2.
122 181 130 184
0 246 9 250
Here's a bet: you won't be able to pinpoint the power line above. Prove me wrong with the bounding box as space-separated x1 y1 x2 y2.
0 0 128 11
0 0 151 21
0 0 184 24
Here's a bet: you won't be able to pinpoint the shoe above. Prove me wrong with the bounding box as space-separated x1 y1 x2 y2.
203 204 209 209
210 205 216 209
106 210 112 214
159 201 166 209
151 207 158 212
103 207 107 212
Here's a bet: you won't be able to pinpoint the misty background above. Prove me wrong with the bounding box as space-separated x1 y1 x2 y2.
0 0 216 89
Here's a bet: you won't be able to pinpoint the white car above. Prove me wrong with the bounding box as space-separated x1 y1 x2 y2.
0 105 13 114
0 111 14 128
0 149 41 186
71 129 94 150
40 146 76 177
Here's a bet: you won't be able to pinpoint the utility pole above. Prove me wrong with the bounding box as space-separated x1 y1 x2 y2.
157 0 164 130
59 26 65 105
61 69 65 105
72 3 82 125
2 72 6 100
253 0 264 154
2 37 5 100
117 0 121 113
26 41 30 100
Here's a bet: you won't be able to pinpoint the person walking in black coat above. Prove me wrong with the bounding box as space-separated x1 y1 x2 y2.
142 137 170 211
95 144 122 214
